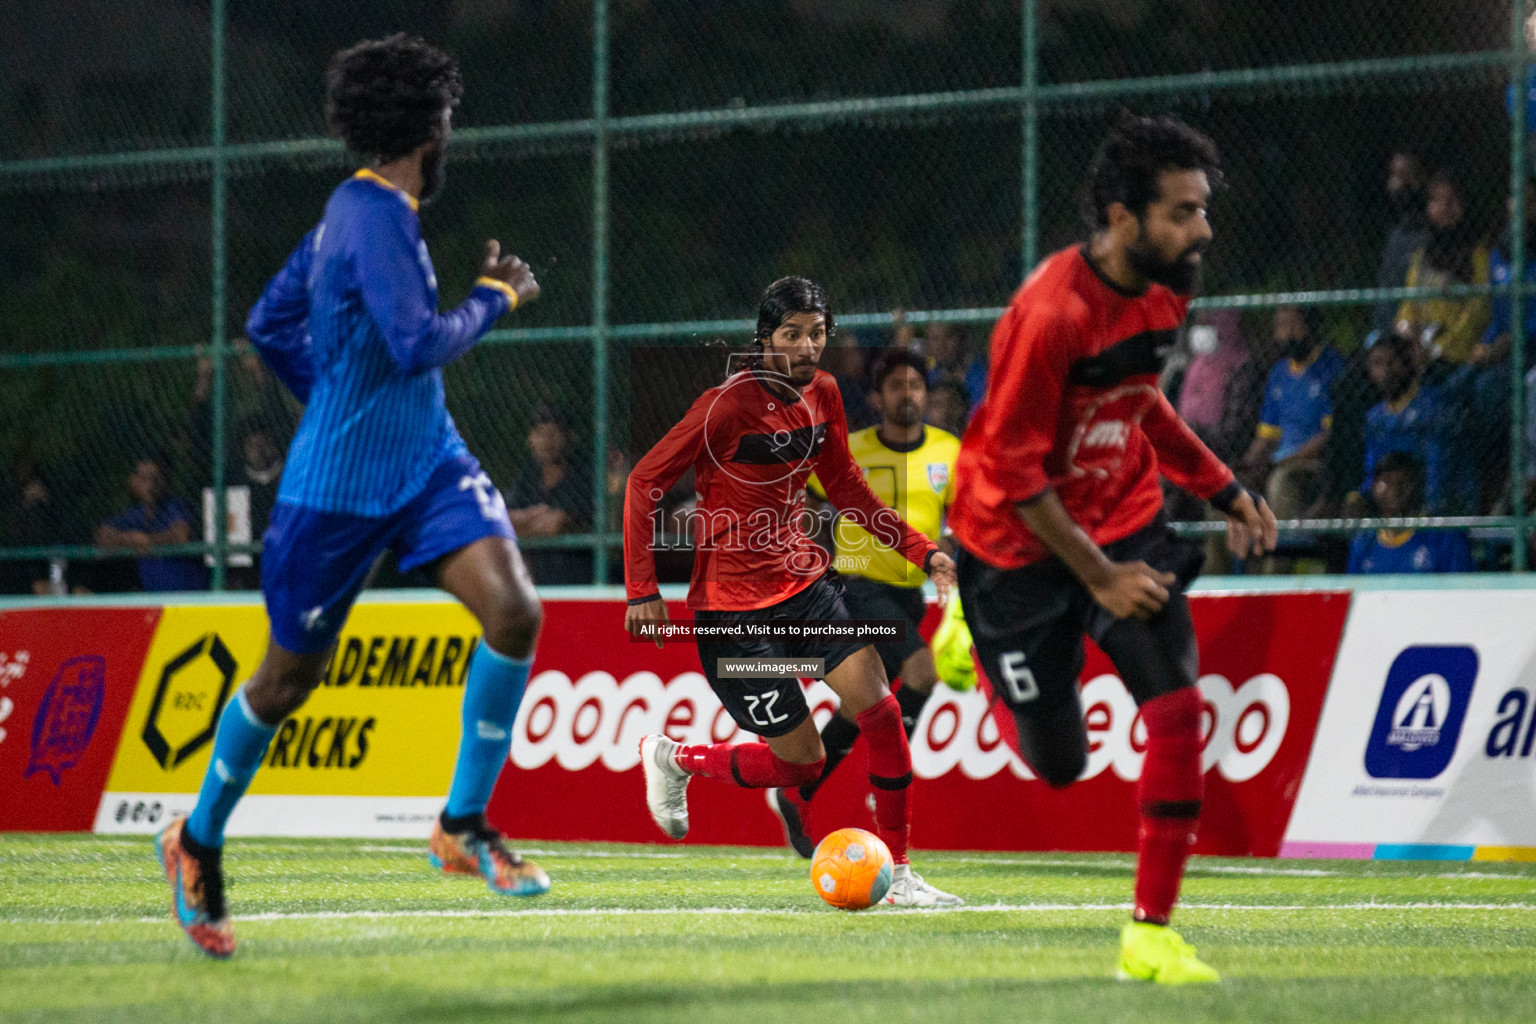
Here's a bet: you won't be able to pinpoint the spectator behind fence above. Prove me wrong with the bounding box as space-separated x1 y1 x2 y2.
1350 333 1466 516
1395 170 1491 367
228 416 285 588
1348 451 1471 574
822 330 878 431
186 337 300 483
1238 306 1344 519
1522 362 1536 511
1372 149 1429 336
506 405 594 585
919 319 987 414
924 374 971 437
0 467 69 595
1175 310 1246 455
1313 334 1381 518
1213 317 1276 467
95 452 209 592
1461 177 1536 508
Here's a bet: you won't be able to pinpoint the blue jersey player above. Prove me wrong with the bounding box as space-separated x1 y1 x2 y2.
156 35 549 959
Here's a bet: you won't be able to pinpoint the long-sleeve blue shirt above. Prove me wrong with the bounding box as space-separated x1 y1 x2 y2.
246 170 516 516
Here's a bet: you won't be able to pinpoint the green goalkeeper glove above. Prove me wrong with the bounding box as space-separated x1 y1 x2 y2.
930 591 977 691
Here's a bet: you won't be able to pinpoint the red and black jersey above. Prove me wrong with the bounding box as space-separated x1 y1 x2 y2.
625 368 937 611
951 245 1235 569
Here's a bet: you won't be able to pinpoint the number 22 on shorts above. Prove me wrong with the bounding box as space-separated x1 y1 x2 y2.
998 651 1039 703
744 691 789 727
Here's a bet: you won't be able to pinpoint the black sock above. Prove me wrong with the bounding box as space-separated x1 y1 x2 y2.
896 684 930 737
440 809 485 835
179 825 220 862
798 713 861 801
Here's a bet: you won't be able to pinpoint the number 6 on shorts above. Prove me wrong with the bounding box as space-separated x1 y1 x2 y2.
998 650 1039 704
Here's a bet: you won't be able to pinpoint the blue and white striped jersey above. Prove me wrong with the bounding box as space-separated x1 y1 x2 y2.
246 169 518 516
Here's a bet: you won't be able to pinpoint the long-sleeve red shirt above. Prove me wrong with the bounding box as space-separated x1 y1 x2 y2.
951 245 1235 569
625 368 937 610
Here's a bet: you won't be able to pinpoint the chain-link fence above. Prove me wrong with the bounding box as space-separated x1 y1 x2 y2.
1 0 1532 592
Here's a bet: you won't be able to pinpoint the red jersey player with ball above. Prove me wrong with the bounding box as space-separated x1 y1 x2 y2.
951 113 1278 983
624 277 961 907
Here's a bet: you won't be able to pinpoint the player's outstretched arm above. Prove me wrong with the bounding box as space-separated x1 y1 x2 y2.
357 203 534 374
1143 391 1239 500
1016 488 1174 621
1144 394 1278 559
622 392 714 623
246 228 318 403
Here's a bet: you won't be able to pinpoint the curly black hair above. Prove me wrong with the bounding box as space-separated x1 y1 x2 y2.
1083 110 1223 229
872 346 928 391
754 276 835 345
325 34 463 162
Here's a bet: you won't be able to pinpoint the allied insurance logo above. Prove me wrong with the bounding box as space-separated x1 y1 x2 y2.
1364 645 1478 779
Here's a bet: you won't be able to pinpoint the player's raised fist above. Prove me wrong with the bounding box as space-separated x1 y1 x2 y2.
481 239 541 307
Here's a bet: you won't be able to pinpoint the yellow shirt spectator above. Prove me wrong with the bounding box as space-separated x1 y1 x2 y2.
1395 246 1491 364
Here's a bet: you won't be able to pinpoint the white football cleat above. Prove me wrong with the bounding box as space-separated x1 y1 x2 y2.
881 864 963 907
639 734 690 840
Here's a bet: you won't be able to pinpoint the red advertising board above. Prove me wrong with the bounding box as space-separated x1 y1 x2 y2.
0 606 162 831
490 592 1351 856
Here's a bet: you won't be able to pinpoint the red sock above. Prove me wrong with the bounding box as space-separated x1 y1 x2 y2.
857 694 912 865
1134 687 1204 925
673 741 823 788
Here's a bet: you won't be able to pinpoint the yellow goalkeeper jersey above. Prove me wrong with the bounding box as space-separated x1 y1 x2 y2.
808 425 959 588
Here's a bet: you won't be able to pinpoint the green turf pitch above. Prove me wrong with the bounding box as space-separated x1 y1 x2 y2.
2 836 1535 1023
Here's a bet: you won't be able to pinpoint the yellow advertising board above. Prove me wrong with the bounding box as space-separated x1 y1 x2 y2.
103 601 482 801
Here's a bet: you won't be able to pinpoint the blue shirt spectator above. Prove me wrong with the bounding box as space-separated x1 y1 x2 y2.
963 358 988 411
1257 347 1345 462
1348 449 1471 574
1483 184 1536 361
1361 335 1468 514
1362 386 1457 513
1484 242 1536 350
1348 530 1472 574
95 456 209 592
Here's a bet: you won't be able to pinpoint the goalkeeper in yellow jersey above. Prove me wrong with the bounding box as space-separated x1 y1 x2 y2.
768 347 970 857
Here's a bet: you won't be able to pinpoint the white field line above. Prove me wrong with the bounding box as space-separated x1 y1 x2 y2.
359 845 794 860
953 857 1534 879
359 845 690 859
954 856 1335 877
13 844 1533 883
9 901 1536 927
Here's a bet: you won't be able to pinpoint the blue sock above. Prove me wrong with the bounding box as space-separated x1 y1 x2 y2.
186 688 277 849
444 643 533 819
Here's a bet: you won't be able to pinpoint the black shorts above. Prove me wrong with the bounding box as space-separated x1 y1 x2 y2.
840 576 927 682
957 516 1204 718
693 570 867 738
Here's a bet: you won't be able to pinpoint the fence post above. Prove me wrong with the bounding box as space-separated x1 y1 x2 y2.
591 0 611 585
209 0 229 590
1022 0 1039 277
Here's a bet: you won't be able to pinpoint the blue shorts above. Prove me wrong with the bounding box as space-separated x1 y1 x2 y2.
262 452 516 655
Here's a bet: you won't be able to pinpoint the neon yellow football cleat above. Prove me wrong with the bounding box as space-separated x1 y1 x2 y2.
930 593 977 691
1117 921 1221 985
